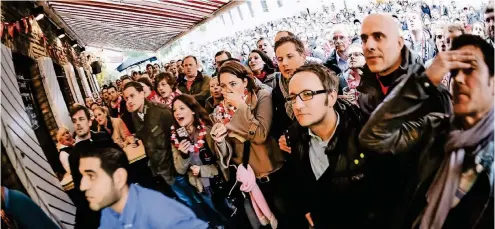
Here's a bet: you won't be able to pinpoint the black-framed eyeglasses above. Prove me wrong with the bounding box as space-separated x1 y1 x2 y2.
285 90 327 104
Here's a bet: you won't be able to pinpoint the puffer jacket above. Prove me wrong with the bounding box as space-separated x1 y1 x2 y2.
285 99 382 228
131 100 177 185
359 67 493 229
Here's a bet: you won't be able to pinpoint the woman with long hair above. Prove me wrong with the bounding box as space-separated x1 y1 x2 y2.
248 50 276 84
210 60 288 228
92 105 135 148
154 72 182 109
171 94 228 227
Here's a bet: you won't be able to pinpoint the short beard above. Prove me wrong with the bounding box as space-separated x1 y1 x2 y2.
100 185 121 211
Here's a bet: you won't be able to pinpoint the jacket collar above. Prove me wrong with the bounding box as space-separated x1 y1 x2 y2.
179 71 204 84
294 99 362 158
358 46 420 94
246 90 260 111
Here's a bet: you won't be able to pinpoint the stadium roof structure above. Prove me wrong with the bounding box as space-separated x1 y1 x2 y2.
45 0 240 51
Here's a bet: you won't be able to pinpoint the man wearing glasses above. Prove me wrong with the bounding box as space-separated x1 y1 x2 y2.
339 43 365 104
284 63 379 229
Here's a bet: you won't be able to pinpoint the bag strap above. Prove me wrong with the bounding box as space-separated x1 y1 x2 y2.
241 141 250 168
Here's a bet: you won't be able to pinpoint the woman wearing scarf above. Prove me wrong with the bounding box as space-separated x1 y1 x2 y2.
92 106 135 149
155 72 182 109
210 61 287 228
248 50 276 85
171 94 228 228
137 77 162 104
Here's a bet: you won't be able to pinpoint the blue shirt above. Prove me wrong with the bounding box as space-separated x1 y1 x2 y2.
99 184 208 229
336 53 348 73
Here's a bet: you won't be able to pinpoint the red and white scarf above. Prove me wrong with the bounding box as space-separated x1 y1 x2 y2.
211 89 248 125
164 90 182 109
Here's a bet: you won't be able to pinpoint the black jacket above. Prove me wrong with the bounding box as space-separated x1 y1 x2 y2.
109 97 135 134
359 67 493 229
131 100 177 185
323 49 344 75
356 47 452 228
70 131 113 229
286 99 381 228
270 73 294 142
356 46 448 116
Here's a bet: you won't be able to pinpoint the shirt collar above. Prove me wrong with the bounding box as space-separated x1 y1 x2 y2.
107 184 138 228
308 111 340 143
75 132 93 143
336 52 347 64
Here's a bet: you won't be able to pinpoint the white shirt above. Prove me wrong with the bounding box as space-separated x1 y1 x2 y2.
308 112 340 180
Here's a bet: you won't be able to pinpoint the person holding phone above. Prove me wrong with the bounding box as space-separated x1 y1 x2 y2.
171 94 228 228
210 60 290 228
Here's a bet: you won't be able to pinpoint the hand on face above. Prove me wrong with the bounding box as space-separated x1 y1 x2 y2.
222 90 245 108
426 50 476 86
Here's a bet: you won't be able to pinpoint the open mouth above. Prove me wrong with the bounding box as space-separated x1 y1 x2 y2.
177 117 185 122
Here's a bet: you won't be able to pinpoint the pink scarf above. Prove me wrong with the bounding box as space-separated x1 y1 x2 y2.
236 164 278 228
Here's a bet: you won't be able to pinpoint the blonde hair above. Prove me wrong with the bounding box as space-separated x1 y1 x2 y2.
56 126 70 143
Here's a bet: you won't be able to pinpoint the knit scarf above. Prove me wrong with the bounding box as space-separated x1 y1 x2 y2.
164 90 182 109
212 89 248 125
420 108 494 229
237 164 278 228
278 75 294 120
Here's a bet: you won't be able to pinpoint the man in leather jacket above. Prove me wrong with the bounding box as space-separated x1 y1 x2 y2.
359 35 494 229
356 15 454 228
358 14 452 116
285 64 378 228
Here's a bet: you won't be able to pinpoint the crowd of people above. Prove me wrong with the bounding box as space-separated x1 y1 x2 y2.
158 0 492 77
26 1 495 229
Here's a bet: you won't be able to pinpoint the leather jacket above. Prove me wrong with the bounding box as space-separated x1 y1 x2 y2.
286 99 380 228
359 67 494 229
131 100 177 185
357 46 437 116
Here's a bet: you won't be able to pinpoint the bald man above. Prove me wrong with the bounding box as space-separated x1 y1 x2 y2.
357 14 452 228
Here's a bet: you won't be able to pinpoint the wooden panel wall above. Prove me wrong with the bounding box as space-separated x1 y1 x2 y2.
1 44 75 229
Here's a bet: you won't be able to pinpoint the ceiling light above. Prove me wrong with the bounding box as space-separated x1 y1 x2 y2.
33 6 44 21
57 29 65 39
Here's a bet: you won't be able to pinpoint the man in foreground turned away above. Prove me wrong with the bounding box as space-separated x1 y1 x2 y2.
359 34 494 229
79 142 208 229
69 104 114 229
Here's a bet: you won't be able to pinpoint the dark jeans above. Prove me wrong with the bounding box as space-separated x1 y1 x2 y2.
170 175 208 221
